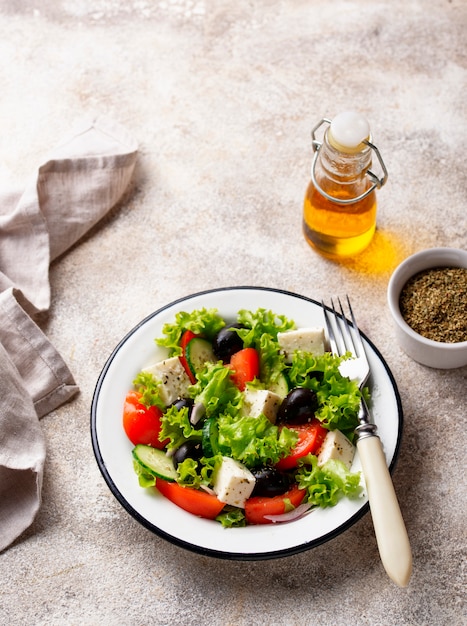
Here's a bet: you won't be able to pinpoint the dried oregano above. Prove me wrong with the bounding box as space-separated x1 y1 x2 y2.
399 267 467 343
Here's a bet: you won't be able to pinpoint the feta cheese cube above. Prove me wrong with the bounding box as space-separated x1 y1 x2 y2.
317 430 355 470
242 389 282 424
213 457 256 508
143 356 191 406
277 327 326 362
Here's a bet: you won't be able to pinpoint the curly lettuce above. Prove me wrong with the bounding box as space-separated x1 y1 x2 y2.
296 455 362 507
156 308 225 356
132 371 166 410
287 351 363 434
216 506 246 528
236 308 295 390
216 413 298 468
159 404 201 450
190 362 242 418
236 308 296 345
175 458 205 489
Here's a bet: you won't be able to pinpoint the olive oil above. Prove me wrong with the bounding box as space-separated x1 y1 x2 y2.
303 180 377 259
303 112 387 259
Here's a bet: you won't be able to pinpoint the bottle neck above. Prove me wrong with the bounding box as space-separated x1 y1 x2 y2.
318 130 372 183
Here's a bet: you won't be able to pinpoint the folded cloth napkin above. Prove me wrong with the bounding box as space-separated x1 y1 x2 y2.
0 116 138 552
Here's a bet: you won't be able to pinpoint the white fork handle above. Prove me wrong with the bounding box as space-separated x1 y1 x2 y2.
357 435 413 587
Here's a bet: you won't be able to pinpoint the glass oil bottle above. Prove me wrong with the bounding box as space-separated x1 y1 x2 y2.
303 111 388 259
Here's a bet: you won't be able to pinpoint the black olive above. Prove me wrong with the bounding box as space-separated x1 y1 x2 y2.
250 466 290 497
212 323 245 363
172 440 203 468
277 387 319 425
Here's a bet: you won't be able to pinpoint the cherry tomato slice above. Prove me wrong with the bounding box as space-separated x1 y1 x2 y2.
245 485 306 525
275 419 328 471
229 347 260 391
122 390 168 448
155 478 225 519
179 330 198 384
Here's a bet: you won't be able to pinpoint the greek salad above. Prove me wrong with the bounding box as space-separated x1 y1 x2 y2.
122 307 366 527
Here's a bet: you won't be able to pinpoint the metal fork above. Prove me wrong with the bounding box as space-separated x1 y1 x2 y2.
322 297 412 588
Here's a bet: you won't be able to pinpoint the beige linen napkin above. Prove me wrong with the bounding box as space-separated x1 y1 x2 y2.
0 116 138 551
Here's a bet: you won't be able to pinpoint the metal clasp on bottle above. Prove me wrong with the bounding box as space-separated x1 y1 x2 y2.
310 118 388 205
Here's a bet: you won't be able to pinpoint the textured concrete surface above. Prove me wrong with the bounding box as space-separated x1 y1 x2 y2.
1 1 466 625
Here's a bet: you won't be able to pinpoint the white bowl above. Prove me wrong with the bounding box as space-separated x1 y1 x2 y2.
387 248 467 369
91 287 403 560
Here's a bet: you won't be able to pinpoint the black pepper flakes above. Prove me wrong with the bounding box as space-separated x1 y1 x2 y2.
399 267 467 343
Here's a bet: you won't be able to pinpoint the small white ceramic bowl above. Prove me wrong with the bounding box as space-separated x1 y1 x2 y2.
387 248 467 369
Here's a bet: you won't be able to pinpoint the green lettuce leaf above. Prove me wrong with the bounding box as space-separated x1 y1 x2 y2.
236 308 294 390
132 371 166 410
159 404 202 451
190 362 243 419
133 459 157 488
216 506 246 528
296 455 362 507
287 351 362 433
257 331 288 391
198 454 222 486
176 458 202 488
156 308 225 356
175 455 223 490
216 413 298 468
236 308 296 345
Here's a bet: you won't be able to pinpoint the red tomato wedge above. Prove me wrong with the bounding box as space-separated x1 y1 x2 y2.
245 485 306 525
275 420 328 471
155 478 225 519
179 330 198 384
123 391 168 448
229 347 260 391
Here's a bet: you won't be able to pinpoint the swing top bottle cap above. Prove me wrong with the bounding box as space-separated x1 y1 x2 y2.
328 111 371 153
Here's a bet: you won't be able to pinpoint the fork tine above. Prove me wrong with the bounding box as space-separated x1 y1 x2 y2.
321 300 340 355
331 298 349 356
323 297 367 364
323 296 371 387
337 297 356 357
322 299 349 357
345 295 367 359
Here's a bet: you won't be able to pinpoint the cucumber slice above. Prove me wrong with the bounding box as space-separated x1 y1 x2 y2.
202 417 220 457
268 373 289 398
132 445 178 482
185 338 216 377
